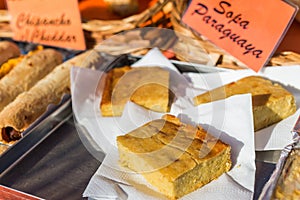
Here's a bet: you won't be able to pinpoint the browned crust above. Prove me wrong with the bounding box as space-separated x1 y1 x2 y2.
0 41 20 66
100 66 132 116
117 114 231 199
100 69 114 113
193 76 297 131
100 66 170 116
193 76 293 105
0 50 97 143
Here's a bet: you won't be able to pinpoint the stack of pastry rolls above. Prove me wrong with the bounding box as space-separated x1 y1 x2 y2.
0 41 99 144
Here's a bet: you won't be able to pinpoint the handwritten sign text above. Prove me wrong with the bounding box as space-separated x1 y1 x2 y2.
182 0 298 72
7 0 86 50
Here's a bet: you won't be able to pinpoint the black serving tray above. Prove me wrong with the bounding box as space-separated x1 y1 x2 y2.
0 95 72 174
0 39 81 174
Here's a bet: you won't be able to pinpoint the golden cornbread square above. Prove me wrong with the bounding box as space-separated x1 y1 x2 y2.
117 115 231 199
100 66 170 117
193 76 297 131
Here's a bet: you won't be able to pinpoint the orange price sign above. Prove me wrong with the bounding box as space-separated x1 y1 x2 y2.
6 0 86 50
182 0 298 72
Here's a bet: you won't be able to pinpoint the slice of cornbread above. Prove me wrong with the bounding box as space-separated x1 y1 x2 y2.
100 66 170 117
117 115 231 199
193 76 297 131
100 66 132 116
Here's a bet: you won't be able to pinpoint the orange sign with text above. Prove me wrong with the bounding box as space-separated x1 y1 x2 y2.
182 0 298 72
6 0 86 50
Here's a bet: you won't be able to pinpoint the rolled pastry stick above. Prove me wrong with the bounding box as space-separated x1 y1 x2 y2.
0 45 44 79
0 49 63 112
0 50 100 142
0 41 20 66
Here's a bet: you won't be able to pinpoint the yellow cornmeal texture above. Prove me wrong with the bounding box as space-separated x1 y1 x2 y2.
129 67 169 113
100 66 170 116
117 115 231 199
193 76 296 131
274 149 300 200
100 66 132 116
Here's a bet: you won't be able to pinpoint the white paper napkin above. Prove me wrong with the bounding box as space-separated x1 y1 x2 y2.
71 48 255 199
131 47 179 71
184 66 300 151
82 94 255 200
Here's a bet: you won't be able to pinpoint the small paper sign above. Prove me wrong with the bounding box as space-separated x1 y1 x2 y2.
182 0 298 72
6 0 86 50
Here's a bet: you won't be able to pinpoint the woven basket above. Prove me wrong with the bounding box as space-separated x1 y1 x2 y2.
0 10 13 38
82 0 173 48
170 0 300 69
0 0 173 49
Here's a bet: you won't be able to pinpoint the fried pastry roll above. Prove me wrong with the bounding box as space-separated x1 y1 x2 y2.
0 50 99 143
0 49 63 112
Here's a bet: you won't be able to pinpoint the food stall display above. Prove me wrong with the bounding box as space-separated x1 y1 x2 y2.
0 0 299 199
